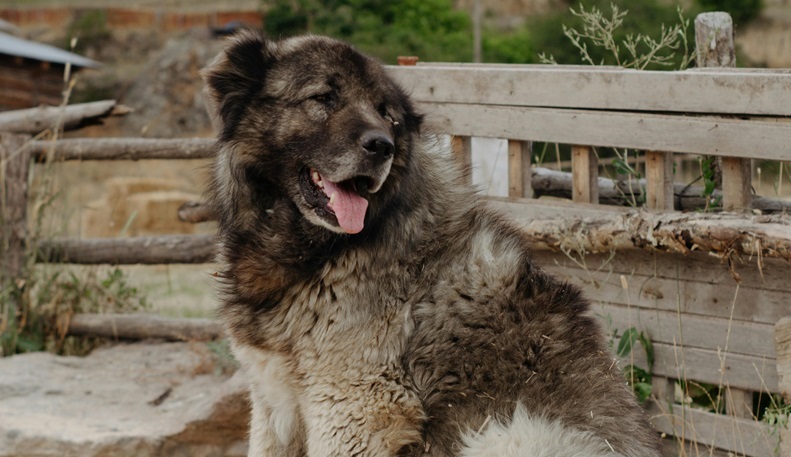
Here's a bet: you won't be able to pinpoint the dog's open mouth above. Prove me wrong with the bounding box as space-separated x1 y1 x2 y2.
300 168 372 234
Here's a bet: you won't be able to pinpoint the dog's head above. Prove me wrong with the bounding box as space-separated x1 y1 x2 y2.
203 31 422 235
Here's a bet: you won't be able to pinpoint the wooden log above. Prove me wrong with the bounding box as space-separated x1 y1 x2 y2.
37 234 217 265
487 198 791 261
451 135 472 185
67 313 223 341
645 151 674 211
0 133 31 300
572 145 598 204
29 137 215 162
507 139 532 198
178 201 217 223
0 100 131 134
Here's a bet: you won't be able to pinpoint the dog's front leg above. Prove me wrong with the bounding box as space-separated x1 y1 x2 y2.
234 345 305 457
300 375 424 457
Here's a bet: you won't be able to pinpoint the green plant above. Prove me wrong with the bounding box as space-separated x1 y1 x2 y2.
616 326 654 403
262 0 473 63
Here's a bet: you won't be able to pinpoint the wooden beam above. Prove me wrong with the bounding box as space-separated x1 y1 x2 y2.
486 198 791 261
571 145 598 204
67 313 222 341
775 317 791 457
645 151 674 211
417 102 791 161
507 139 532 198
37 234 217 265
29 138 215 162
386 65 791 117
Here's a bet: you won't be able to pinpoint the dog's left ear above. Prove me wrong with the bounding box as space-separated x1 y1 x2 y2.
202 30 274 138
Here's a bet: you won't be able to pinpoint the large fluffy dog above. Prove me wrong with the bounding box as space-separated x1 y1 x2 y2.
203 31 661 457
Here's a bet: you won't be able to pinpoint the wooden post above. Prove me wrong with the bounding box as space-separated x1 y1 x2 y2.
774 317 791 456
645 151 674 211
508 139 533 198
451 136 473 185
571 145 598 204
1 133 31 346
725 388 752 419
1 134 31 282
695 12 751 211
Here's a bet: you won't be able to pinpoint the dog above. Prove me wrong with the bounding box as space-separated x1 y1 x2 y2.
202 30 662 457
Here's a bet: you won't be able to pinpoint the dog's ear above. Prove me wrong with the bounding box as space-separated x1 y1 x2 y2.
202 30 274 138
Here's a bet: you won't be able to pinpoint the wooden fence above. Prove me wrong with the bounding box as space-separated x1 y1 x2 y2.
2 11 791 457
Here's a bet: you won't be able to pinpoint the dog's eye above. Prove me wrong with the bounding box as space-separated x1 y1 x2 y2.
312 92 337 108
377 103 388 117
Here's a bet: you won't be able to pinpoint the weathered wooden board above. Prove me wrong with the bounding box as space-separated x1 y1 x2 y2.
415 102 791 160
388 65 791 116
649 403 777 457
538 253 791 325
532 248 791 295
593 302 776 359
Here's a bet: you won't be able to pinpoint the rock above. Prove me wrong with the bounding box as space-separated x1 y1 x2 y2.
0 342 249 457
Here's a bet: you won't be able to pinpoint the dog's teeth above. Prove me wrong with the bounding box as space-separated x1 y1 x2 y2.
311 170 323 187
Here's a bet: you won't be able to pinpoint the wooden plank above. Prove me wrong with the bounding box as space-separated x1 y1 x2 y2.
722 156 752 211
417 102 791 161
541 260 791 325
37 235 217 265
592 302 776 359
571 145 598 204
450 135 472 185
531 246 791 296
387 65 791 117
507 139 532 198
651 342 775 392
29 138 215 162
645 151 674 211
649 403 777 457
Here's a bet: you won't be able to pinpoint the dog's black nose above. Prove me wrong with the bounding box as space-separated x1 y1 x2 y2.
361 131 394 159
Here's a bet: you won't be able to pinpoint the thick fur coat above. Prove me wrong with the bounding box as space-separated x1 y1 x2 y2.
203 31 662 457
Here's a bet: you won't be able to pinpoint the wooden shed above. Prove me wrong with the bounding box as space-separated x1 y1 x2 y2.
0 31 100 110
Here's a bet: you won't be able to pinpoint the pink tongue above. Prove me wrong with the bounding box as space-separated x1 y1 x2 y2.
322 179 368 234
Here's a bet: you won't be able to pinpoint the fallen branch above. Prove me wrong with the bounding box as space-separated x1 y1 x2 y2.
67 313 222 341
38 234 217 265
29 137 215 162
0 100 131 134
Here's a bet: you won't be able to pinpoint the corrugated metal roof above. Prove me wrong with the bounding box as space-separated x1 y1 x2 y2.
0 31 101 68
